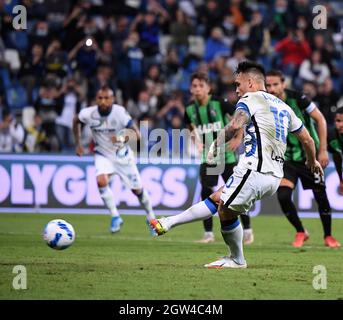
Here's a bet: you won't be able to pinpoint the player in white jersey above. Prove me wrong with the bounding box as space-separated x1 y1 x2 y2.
73 86 156 234
149 61 323 268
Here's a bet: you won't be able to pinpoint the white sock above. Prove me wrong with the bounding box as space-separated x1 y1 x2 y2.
221 220 246 265
137 189 155 220
163 199 217 230
99 186 119 217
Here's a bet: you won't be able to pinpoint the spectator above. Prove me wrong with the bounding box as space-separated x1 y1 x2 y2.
316 78 341 130
68 37 100 78
112 16 130 53
249 10 270 60
45 38 69 80
269 0 290 41
226 45 247 73
127 89 156 120
88 65 116 102
198 0 224 36
311 32 340 76
274 28 311 77
25 114 49 152
30 20 51 49
145 64 163 94
231 23 251 58
131 11 161 61
299 50 331 86
170 9 195 60
222 14 237 42
97 39 116 69
20 43 45 102
34 85 60 151
55 78 82 151
160 0 179 34
0 110 25 152
227 0 251 28
302 80 317 100
204 27 230 64
156 91 185 129
117 31 144 103
216 66 235 97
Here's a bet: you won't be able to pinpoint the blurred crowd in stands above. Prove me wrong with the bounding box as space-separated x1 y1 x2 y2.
0 0 342 153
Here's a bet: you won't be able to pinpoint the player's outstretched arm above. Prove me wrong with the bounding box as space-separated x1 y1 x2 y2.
72 115 84 156
295 126 324 176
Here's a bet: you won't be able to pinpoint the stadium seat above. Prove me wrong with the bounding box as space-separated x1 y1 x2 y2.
188 36 205 57
159 35 172 56
6 83 28 112
0 67 12 90
4 49 21 71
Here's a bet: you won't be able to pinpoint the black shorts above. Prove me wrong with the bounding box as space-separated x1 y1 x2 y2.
199 163 236 188
283 161 326 190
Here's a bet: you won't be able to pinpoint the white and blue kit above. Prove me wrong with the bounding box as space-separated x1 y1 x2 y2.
220 91 304 213
78 104 142 190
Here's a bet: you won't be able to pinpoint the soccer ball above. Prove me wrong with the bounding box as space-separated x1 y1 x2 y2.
43 219 75 250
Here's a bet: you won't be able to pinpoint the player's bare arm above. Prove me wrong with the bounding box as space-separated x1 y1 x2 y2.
223 109 250 142
332 152 343 195
227 127 244 152
72 115 84 157
188 123 204 153
309 107 329 168
207 109 248 162
295 126 324 176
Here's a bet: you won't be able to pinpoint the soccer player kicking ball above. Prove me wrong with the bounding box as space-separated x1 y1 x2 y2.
73 86 156 235
150 61 323 268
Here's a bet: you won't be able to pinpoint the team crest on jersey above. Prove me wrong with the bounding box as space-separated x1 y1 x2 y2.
210 108 217 119
89 111 103 128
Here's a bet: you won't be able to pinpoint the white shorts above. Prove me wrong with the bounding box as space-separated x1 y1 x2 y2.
94 151 142 190
220 166 281 214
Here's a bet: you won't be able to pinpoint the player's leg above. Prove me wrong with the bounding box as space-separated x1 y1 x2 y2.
205 168 281 268
312 187 340 247
197 163 218 243
131 187 158 236
131 188 155 221
97 174 123 232
94 154 122 233
116 160 157 235
150 188 223 235
204 203 246 268
222 163 253 245
277 162 308 247
205 167 254 268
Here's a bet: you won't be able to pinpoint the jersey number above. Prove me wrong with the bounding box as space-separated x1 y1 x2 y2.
270 107 291 143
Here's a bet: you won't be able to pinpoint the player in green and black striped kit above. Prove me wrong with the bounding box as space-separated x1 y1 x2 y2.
266 70 340 248
184 72 253 244
328 107 343 195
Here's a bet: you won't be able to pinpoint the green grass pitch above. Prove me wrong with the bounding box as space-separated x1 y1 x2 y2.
0 213 342 300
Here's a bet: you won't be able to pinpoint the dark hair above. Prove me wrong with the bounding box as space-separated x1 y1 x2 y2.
336 107 343 115
266 69 285 82
98 85 114 96
235 61 266 78
191 72 210 84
